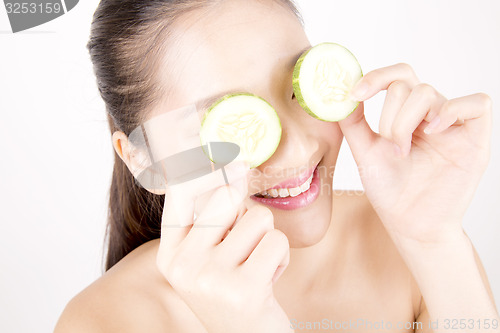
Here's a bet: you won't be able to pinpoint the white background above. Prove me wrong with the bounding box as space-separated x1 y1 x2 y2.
1 1 499 332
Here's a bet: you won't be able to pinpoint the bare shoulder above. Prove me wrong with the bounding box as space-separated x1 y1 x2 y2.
54 239 187 333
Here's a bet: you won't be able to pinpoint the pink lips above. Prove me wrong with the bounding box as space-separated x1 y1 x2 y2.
250 165 321 211
268 165 316 189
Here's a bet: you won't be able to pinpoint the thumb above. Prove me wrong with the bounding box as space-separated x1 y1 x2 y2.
338 102 378 164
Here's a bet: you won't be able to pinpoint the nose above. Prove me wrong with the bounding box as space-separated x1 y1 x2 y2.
257 98 320 180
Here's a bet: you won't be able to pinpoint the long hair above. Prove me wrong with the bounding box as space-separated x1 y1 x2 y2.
86 0 303 271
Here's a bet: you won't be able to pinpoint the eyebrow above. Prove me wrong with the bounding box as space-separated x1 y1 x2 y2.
290 45 311 68
195 46 311 113
195 90 240 114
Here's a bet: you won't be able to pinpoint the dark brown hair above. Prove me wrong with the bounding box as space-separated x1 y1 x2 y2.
87 0 303 271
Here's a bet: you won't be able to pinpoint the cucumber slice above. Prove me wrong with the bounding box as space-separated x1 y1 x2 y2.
199 93 282 168
293 42 363 122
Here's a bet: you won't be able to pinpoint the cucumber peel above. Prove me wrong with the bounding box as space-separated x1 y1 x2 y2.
199 93 282 168
293 42 363 122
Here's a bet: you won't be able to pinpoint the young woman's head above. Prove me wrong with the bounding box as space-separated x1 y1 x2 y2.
88 0 344 270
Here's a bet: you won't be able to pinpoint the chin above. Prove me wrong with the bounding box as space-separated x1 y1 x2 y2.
272 183 333 248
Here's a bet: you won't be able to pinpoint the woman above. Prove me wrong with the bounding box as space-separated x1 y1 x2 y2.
55 0 498 332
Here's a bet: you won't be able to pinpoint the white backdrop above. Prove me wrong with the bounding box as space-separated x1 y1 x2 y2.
1 1 499 332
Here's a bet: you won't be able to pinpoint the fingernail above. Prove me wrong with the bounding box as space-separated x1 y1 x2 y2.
424 116 441 135
349 81 369 101
393 143 402 157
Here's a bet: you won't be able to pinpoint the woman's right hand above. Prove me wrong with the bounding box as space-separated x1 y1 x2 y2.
156 162 293 333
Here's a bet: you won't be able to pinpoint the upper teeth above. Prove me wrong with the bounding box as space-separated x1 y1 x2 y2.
258 173 313 198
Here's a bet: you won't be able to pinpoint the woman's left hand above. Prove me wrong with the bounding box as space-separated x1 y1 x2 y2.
338 63 492 245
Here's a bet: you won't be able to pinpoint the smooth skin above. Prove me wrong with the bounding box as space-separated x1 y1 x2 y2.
55 1 498 332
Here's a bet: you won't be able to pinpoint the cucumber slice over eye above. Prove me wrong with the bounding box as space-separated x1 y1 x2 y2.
293 42 363 122
199 93 282 168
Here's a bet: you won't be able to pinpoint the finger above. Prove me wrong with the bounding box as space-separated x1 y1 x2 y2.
163 160 249 227
243 229 290 284
219 203 248 242
217 206 274 266
159 188 194 254
379 80 412 139
424 93 493 140
391 83 446 156
183 184 246 248
159 160 249 252
349 63 420 102
338 103 378 164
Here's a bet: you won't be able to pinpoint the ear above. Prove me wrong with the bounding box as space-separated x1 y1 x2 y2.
112 131 166 195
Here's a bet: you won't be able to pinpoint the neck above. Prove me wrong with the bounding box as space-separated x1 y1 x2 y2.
275 191 373 294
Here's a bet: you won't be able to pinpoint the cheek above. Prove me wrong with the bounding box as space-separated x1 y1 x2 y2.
316 122 343 182
318 122 343 151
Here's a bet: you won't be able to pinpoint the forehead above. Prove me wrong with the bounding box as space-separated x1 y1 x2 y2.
156 0 309 112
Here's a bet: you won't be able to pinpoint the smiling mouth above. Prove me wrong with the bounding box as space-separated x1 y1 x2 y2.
252 161 319 199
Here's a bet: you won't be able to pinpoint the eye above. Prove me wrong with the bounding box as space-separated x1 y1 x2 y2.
291 91 296 100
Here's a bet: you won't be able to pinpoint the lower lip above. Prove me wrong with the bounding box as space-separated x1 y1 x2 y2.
250 166 321 210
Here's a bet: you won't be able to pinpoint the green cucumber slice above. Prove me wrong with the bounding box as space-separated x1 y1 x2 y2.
199 93 282 168
293 42 363 122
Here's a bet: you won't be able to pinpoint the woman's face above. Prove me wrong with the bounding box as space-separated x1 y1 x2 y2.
154 0 344 247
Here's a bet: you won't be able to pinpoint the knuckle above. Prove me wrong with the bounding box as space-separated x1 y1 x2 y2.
266 229 289 249
395 62 415 76
221 290 247 310
476 92 493 111
164 251 194 286
194 270 218 294
165 262 187 287
440 100 453 117
254 217 274 233
387 80 409 98
391 124 406 143
214 184 241 206
249 205 274 224
389 80 407 90
220 283 252 310
414 83 437 100
378 127 392 141
213 185 231 201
